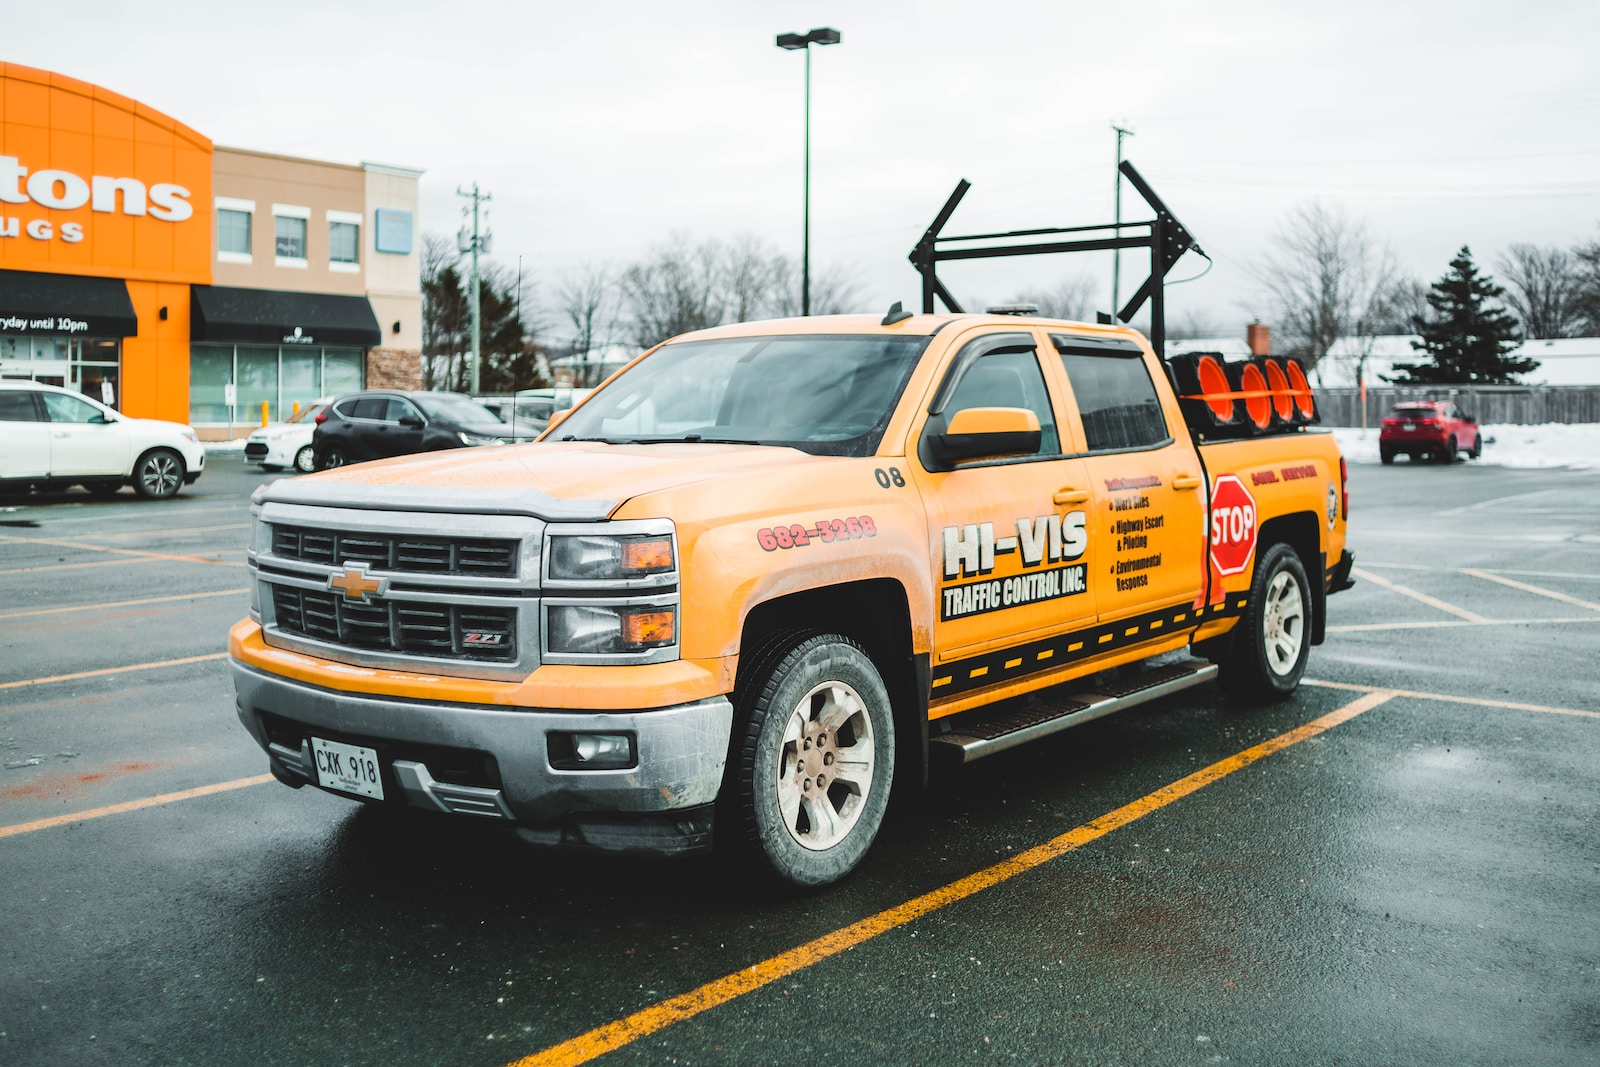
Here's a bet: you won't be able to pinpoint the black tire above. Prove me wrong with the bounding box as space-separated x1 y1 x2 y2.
1468 435 1481 460
720 633 895 888
1216 542 1311 703
82 480 124 497
294 445 316 473
1441 437 1458 464
133 448 185 499
1379 449 1394 465
318 445 349 471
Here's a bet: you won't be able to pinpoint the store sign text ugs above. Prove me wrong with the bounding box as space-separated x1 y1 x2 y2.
0 155 193 243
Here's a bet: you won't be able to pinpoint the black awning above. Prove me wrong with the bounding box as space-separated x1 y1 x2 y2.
0 268 138 337
190 285 382 348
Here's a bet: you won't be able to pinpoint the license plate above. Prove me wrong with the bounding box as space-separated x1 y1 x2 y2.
310 736 384 800
1402 421 1415 431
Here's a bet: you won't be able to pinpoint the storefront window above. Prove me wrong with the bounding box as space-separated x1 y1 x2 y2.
0 335 123 406
188 344 365 426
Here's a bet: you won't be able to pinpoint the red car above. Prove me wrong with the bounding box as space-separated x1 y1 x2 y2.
1379 401 1481 464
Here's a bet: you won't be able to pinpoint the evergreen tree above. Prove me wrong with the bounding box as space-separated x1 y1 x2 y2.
1390 246 1535 384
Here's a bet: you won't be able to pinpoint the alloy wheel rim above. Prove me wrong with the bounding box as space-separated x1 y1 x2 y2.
142 455 179 495
1263 570 1305 676
774 680 875 851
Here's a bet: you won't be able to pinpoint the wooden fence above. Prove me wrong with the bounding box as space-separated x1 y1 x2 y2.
1313 385 1600 426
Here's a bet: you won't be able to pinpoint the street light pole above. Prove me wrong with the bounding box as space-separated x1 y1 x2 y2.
1110 123 1134 320
456 183 492 394
776 27 841 317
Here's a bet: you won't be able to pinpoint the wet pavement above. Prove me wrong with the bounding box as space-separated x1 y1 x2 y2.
1 453 1596 1065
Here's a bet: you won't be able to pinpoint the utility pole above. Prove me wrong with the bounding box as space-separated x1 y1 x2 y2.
1110 123 1135 319
456 183 492 393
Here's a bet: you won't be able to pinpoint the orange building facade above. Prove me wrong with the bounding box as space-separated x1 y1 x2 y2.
0 63 422 437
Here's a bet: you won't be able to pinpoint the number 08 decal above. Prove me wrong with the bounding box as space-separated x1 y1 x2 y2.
757 516 877 551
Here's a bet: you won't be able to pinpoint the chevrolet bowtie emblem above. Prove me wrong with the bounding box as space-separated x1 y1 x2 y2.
327 563 386 603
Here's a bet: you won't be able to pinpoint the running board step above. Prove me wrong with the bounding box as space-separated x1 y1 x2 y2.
929 658 1218 763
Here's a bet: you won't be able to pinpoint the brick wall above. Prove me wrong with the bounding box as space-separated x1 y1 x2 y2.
365 347 422 390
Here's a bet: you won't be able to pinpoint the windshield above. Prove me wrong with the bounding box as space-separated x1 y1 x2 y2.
284 403 326 424
416 393 506 428
1390 405 1438 417
551 335 929 457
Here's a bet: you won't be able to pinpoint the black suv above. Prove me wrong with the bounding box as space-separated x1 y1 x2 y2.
312 391 533 470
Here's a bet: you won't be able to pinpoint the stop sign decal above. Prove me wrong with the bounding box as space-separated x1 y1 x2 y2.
1209 474 1257 576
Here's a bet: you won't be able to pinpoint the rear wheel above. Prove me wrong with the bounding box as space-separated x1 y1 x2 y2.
1216 542 1311 703
133 449 185 499
721 633 895 888
318 445 349 471
1441 436 1458 464
294 445 316 473
82 480 123 497
1379 448 1394 465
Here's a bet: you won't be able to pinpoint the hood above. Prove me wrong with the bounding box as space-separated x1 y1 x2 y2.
254 441 831 521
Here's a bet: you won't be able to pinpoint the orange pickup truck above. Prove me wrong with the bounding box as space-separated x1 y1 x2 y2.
229 309 1352 887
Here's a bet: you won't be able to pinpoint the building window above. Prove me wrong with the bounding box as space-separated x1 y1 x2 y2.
218 209 251 256
275 215 307 262
188 342 365 425
328 213 360 272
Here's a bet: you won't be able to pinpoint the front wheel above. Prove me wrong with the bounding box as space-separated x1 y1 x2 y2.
294 444 316 473
1216 542 1311 703
721 633 895 888
1441 436 1458 464
133 448 185 499
1467 435 1481 460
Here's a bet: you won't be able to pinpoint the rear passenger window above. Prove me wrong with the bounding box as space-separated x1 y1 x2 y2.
1053 336 1169 452
349 397 388 420
0 391 41 421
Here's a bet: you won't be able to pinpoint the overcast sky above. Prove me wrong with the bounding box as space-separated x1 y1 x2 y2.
17 0 1600 341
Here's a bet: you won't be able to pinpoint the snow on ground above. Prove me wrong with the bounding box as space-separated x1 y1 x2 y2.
1332 424 1600 470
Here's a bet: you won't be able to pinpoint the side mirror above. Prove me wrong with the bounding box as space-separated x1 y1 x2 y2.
398 413 423 429
90 413 111 424
927 406 1041 468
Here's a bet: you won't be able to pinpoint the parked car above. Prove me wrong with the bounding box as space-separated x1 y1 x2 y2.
0 379 205 498
1378 400 1482 464
312 390 537 470
508 388 592 435
243 398 333 474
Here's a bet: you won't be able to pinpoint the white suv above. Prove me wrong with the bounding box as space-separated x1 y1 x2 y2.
0 380 206 499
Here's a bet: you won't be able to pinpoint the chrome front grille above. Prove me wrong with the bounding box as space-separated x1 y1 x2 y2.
271 525 518 577
269 584 518 663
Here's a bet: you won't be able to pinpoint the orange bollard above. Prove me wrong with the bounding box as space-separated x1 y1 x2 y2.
261 401 269 427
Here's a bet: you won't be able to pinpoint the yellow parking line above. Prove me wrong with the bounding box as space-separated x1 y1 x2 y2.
0 557 163 575
1351 566 1487 623
94 523 251 540
0 652 227 692
1459 569 1600 613
0 588 248 620
0 534 245 568
0 774 273 839
505 690 1396 1067
1303 678 1598 719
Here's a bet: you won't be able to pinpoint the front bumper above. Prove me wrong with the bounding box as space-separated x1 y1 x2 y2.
230 660 733 855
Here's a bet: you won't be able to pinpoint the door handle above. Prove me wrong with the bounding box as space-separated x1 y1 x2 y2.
1173 474 1202 491
1053 487 1090 505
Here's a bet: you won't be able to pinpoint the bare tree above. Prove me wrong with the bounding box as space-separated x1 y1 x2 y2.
723 235 783 323
619 235 725 348
1498 243 1582 338
769 258 864 317
1253 202 1400 374
1009 274 1098 321
420 232 464 390
1165 308 1226 341
557 262 618 358
1577 233 1600 335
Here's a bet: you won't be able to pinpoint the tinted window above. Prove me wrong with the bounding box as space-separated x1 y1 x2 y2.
40 391 106 424
0 391 41 421
349 396 389 420
1056 348 1168 452
930 345 1059 456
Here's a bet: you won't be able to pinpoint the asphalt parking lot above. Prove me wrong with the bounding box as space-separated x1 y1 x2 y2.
2 451 1596 1066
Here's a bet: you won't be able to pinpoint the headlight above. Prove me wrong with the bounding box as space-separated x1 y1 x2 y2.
546 604 676 655
458 431 503 446
548 534 674 582
180 427 199 442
